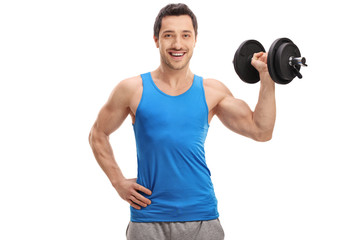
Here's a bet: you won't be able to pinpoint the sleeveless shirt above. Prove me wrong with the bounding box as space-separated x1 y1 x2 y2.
131 72 219 222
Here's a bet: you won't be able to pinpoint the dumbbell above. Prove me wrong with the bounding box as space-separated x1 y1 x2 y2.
233 38 307 84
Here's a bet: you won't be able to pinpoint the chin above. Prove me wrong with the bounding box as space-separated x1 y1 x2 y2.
168 59 191 70
169 64 187 70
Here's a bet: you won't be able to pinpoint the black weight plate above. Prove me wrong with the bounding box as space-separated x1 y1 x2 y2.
233 40 265 84
268 38 293 84
275 42 301 81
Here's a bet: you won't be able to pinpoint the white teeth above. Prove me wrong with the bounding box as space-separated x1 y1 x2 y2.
171 53 184 56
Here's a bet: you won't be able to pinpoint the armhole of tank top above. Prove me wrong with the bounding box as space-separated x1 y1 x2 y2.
133 74 146 126
200 77 210 128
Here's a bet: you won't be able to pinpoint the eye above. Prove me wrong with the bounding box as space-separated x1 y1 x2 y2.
184 34 190 38
164 34 172 38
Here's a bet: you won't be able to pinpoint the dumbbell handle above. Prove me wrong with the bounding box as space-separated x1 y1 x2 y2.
288 56 307 79
289 57 307 67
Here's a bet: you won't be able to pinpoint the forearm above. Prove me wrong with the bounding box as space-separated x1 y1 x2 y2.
253 72 276 140
89 127 126 186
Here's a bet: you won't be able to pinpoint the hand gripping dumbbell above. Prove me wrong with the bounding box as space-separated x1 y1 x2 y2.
233 38 307 84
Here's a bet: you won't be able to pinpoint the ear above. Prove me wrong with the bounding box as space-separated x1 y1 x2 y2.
153 36 159 48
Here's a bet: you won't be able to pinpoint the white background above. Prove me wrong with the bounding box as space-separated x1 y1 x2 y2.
1 0 359 239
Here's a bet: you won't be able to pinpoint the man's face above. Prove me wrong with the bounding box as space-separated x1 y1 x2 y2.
154 15 197 70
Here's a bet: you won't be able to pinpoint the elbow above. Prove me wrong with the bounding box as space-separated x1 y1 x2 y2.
254 130 273 142
89 125 108 147
88 131 92 144
88 129 94 147
256 134 272 142
88 125 97 147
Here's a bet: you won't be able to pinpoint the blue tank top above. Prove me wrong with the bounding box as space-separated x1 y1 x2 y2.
131 72 219 222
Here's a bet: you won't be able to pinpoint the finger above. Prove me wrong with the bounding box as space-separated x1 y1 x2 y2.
260 52 267 62
251 58 266 72
253 52 264 59
252 53 257 61
133 191 152 205
130 195 147 208
130 202 141 210
127 199 141 210
135 184 152 196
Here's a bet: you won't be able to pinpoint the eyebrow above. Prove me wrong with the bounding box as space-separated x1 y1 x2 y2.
162 30 193 34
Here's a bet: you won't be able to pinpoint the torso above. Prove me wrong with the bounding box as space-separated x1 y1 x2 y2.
127 75 226 125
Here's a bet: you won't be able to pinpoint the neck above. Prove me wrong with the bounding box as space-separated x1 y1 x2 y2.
152 64 193 89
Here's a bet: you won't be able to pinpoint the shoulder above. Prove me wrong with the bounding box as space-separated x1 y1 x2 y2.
201 78 235 114
108 75 142 106
114 75 142 93
203 78 233 97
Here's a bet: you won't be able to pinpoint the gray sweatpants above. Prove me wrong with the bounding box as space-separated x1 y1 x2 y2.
126 218 225 240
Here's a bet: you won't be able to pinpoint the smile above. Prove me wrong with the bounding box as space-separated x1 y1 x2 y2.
170 52 185 56
168 51 186 60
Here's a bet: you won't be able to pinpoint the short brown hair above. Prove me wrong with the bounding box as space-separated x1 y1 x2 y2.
153 3 198 39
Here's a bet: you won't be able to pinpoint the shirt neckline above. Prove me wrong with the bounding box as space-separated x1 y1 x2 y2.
148 72 196 98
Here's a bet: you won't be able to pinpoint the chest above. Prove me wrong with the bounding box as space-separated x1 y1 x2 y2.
129 80 223 125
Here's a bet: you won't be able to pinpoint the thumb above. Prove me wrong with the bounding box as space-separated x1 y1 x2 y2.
251 57 260 69
251 56 267 73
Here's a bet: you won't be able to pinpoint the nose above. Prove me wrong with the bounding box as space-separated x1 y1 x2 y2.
172 36 182 50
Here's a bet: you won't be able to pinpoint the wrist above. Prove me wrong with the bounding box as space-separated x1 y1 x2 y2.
260 71 274 85
111 176 126 188
259 71 269 78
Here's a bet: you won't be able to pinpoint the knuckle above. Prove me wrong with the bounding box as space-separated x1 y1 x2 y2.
131 189 139 196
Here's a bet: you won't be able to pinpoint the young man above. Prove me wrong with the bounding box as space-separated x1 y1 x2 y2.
89 3 275 240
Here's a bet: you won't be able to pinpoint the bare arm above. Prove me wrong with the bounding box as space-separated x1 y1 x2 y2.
89 80 130 185
253 70 276 140
88 78 151 209
215 52 276 141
